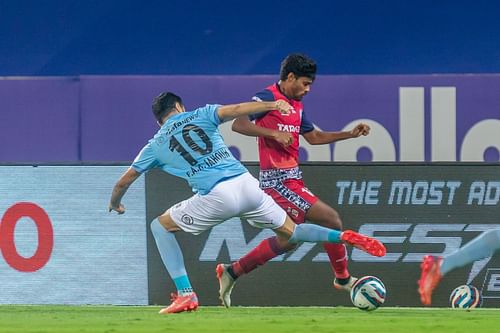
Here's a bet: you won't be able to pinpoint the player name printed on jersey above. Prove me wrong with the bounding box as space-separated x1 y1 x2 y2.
0 166 148 305
186 147 233 177
135 105 247 195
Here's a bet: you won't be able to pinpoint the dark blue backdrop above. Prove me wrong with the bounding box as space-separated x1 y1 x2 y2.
1 0 500 75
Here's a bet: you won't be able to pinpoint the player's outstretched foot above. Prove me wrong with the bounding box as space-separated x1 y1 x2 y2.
159 292 199 314
216 264 236 308
418 255 443 306
333 276 358 292
341 230 386 257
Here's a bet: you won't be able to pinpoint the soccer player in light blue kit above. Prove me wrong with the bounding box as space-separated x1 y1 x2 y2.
419 228 500 306
108 92 386 314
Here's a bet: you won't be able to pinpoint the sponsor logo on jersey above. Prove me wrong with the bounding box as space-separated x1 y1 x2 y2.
277 124 300 133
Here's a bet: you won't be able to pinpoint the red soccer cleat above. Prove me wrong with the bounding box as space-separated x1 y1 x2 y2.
341 230 386 257
418 255 443 306
159 292 199 314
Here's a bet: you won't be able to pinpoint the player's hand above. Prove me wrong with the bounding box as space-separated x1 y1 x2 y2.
350 123 370 138
274 100 294 115
109 203 126 215
272 131 294 147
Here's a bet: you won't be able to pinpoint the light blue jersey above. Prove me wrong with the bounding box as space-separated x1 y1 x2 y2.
132 104 247 194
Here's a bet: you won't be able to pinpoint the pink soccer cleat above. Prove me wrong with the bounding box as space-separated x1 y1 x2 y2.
418 255 443 306
341 230 386 257
159 292 199 314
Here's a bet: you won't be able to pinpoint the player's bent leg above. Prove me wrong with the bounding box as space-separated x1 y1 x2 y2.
306 200 355 290
153 211 198 314
305 199 342 230
418 255 443 306
158 212 183 232
218 187 295 307
328 242 355 290
217 235 296 306
273 216 297 239
277 219 386 257
218 236 296 307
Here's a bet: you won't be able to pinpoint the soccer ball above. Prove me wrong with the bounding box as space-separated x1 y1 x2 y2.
350 276 386 311
449 285 482 309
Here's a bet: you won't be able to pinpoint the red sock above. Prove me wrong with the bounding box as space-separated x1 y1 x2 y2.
323 243 350 279
231 237 286 277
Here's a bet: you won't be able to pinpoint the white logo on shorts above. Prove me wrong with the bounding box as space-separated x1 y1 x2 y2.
181 214 194 225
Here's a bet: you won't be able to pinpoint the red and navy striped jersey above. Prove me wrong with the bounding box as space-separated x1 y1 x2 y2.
250 83 314 170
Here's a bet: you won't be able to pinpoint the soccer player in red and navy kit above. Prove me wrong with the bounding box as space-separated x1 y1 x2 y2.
216 53 371 307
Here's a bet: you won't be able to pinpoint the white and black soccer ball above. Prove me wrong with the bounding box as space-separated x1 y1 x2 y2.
350 276 386 311
449 285 482 309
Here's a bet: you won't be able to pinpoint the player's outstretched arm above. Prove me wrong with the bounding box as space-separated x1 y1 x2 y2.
302 123 370 145
108 167 142 214
218 100 292 122
232 116 294 147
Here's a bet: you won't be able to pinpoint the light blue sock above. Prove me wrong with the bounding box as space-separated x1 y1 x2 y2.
288 223 341 244
150 218 193 295
441 229 500 275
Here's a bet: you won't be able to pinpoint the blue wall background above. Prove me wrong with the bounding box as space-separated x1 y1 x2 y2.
1 0 500 76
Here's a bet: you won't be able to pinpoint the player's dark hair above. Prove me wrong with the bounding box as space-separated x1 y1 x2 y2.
279 53 317 81
151 92 183 122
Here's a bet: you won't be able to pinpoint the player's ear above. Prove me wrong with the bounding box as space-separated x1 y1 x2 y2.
175 102 185 113
287 72 296 82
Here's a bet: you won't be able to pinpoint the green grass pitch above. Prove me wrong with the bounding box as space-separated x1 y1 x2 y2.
1 306 499 333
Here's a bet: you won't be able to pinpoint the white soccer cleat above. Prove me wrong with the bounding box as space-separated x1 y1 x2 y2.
216 263 236 308
333 276 358 292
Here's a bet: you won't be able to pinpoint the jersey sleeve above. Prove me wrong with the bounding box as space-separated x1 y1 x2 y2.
249 89 275 121
131 143 160 173
197 104 223 125
300 111 315 134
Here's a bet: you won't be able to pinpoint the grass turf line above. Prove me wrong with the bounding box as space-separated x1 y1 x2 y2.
0 306 499 333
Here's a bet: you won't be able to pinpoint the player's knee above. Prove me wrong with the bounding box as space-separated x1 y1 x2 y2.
275 216 296 239
150 218 163 234
320 210 343 230
331 210 343 230
151 215 179 234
